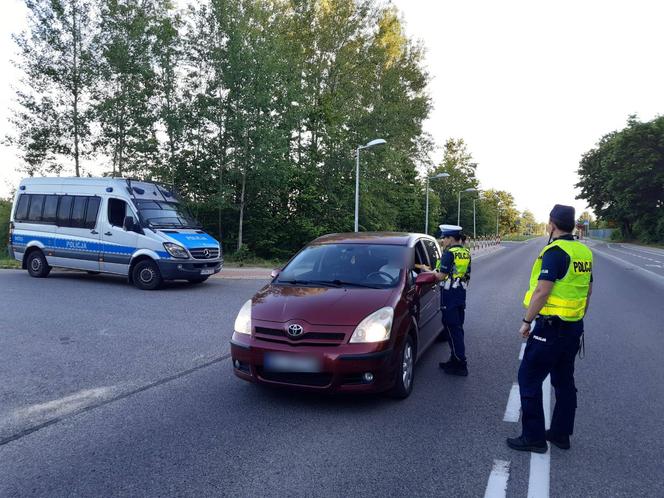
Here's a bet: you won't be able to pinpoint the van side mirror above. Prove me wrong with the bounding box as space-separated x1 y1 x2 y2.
415 272 437 286
270 269 281 279
123 216 137 232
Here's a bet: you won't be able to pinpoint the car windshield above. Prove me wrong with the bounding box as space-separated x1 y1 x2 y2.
133 200 202 229
276 243 407 289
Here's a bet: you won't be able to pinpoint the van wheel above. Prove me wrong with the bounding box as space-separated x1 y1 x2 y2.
389 335 415 399
26 250 51 278
188 276 209 284
132 260 163 290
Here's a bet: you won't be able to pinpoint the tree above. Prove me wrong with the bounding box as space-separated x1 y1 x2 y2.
8 0 97 176
576 115 664 242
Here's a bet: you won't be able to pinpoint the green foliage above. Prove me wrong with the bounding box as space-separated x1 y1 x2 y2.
6 0 97 176
8 0 536 258
577 115 664 243
0 199 11 257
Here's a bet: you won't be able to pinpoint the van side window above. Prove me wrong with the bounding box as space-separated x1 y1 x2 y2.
14 194 29 221
108 198 127 227
85 197 101 229
70 196 88 228
27 195 45 221
42 195 59 223
57 196 74 226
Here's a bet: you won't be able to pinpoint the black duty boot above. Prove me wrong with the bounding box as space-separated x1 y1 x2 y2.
506 436 548 453
438 357 456 369
546 430 571 450
443 362 468 376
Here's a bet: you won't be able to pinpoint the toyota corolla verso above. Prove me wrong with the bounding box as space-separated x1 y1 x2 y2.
230 233 445 398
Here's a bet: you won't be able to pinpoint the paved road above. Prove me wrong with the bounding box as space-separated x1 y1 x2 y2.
587 239 664 279
0 239 662 497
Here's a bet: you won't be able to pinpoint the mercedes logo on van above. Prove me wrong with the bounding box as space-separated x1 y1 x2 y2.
287 324 304 337
203 248 210 258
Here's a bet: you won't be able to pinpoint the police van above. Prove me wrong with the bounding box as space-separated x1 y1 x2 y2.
8 177 223 290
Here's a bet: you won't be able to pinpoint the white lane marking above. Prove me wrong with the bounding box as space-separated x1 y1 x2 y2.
527 374 551 498
645 264 663 268
503 383 521 422
593 246 664 280
484 459 511 498
519 343 526 360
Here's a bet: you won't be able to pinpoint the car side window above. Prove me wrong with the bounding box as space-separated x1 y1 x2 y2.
108 198 128 227
423 239 440 268
413 241 429 272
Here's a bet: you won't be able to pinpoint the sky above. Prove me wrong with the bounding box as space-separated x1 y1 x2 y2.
1 0 663 221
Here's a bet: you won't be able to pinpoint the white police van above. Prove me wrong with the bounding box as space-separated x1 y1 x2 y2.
8 177 223 290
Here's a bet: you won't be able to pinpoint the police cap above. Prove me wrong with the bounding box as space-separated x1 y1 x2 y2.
549 204 575 232
438 224 463 239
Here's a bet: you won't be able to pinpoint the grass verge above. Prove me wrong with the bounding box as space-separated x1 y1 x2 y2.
0 258 20 269
502 234 541 242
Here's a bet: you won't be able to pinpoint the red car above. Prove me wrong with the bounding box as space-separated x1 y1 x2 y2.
230 232 444 398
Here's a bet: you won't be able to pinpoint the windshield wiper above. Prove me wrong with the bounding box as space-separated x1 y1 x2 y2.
327 280 382 289
277 279 340 288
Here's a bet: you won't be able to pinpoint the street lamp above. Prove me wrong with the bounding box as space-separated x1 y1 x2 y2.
457 187 477 226
472 193 482 239
496 201 502 236
425 173 449 234
355 138 386 232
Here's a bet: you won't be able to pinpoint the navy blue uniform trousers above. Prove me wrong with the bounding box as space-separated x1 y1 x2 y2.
519 316 583 441
442 289 466 364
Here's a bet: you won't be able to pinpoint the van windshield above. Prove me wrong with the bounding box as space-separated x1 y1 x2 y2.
276 244 407 289
133 200 202 229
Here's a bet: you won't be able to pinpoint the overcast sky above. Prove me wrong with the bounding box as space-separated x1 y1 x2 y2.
1 0 663 221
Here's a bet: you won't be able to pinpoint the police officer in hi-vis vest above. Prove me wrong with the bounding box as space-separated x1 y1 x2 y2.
436 224 472 376
507 205 593 453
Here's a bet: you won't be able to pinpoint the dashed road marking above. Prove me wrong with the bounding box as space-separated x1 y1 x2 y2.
528 375 551 498
503 383 521 422
484 459 511 498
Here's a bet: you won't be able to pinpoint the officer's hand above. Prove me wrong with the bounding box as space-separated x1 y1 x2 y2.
519 322 531 338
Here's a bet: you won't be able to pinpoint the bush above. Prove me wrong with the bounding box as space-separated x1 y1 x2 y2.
0 199 11 258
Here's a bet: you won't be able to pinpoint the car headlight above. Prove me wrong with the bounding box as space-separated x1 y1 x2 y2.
163 242 189 259
234 299 252 335
349 307 394 343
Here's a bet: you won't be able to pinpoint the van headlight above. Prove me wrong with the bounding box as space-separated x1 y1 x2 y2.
234 299 252 335
163 242 189 259
349 307 394 343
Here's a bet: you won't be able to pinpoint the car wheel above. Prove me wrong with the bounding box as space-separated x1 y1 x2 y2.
187 276 209 284
26 250 51 278
132 260 163 290
389 335 415 399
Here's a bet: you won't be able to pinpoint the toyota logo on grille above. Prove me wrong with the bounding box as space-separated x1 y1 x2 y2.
287 324 304 337
203 248 210 258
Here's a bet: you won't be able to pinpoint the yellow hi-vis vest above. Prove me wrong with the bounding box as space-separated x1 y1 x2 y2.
448 246 471 279
523 239 593 321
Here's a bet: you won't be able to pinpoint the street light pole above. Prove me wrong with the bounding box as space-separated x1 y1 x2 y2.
496 202 502 236
473 198 477 238
425 173 449 234
457 188 477 227
354 138 386 232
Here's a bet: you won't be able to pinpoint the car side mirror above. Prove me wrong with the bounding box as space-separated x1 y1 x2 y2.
123 216 137 232
270 269 281 279
415 272 437 286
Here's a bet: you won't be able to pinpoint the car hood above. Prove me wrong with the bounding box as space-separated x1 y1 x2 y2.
251 284 396 326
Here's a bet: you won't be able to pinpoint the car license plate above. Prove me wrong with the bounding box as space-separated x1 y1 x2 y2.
264 353 321 373
200 268 214 275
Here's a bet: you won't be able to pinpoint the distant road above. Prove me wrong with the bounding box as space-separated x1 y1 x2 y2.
588 240 664 279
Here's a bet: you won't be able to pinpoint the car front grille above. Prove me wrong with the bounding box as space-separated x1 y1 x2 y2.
254 326 345 346
189 247 220 259
257 369 333 387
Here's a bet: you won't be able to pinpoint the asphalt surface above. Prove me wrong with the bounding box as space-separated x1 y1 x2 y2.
1 239 663 497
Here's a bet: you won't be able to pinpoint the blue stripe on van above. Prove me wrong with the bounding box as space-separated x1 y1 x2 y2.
10 234 171 259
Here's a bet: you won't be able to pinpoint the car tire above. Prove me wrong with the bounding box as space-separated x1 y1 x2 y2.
26 250 51 278
187 276 209 284
389 335 415 399
132 259 163 290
